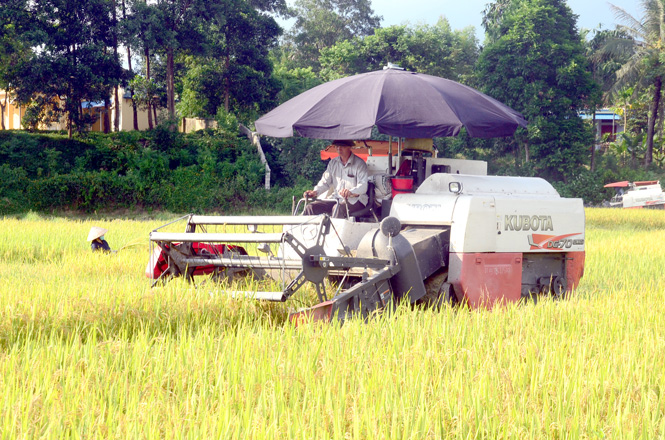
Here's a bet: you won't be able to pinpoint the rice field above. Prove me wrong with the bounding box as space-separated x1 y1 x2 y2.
1 208 665 439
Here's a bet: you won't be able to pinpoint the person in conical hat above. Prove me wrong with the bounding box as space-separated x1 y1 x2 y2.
87 226 111 252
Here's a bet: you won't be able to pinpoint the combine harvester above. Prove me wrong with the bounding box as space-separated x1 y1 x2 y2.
148 146 585 323
604 180 665 209
147 67 586 323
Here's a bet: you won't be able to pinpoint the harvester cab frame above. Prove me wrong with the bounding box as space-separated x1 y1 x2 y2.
148 138 585 324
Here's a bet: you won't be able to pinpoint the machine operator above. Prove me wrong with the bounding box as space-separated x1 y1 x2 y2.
303 139 369 218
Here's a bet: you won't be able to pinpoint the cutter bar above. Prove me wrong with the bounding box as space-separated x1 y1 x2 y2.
150 232 285 243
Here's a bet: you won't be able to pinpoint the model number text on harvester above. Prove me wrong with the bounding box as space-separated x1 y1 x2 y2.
504 215 553 231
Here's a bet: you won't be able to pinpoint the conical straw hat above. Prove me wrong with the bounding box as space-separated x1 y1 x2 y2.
87 226 108 241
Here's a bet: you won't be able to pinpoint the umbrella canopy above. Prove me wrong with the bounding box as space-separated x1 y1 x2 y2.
255 67 527 139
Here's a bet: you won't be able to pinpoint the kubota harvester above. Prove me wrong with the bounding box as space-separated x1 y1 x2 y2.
147 141 585 323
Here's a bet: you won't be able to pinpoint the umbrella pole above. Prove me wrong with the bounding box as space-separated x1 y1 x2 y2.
388 137 393 174
398 138 403 169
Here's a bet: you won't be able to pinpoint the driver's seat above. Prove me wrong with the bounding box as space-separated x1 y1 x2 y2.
350 181 377 221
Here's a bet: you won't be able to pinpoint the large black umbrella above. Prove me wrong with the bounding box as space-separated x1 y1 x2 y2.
255 67 527 139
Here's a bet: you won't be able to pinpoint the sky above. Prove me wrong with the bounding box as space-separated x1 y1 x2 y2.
284 0 641 41
372 0 639 40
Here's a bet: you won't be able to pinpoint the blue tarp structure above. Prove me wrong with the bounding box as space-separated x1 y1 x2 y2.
579 109 621 121
81 101 105 109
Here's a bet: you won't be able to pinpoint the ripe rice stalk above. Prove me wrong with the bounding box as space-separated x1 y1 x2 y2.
0 209 664 438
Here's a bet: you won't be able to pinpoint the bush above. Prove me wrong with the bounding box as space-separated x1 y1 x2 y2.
0 131 89 177
0 165 30 214
0 130 290 214
552 154 665 206
247 185 311 215
262 137 328 188
552 169 613 205
26 172 138 212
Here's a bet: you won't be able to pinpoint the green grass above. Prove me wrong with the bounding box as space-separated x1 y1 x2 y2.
1 209 665 438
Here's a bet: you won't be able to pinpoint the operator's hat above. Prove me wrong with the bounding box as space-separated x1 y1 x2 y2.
87 226 108 242
331 139 355 147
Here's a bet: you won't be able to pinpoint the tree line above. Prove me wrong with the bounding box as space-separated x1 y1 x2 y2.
0 0 286 137
0 0 663 186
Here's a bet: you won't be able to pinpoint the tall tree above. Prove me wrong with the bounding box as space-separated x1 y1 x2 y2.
152 0 206 123
119 0 139 130
584 27 632 170
123 0 166 128
270 64 321 105
9 0 123 137
285 0 381 69
0 0 30 129
319 20 479 82
586 28 632 96
200 0 281 115
111 0 120 132
477 0 599 181
129 0 286 125
602 0 665 166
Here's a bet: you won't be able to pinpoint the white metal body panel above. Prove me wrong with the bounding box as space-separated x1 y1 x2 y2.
425 157 487 176
494 197 585 253
190 215 321 226
416 173 559 197
365 156 489 177
449 196 498 252
366 156 399 176
280 217 376 258
150 231 285 243
389 173 585 254
388 193 456 226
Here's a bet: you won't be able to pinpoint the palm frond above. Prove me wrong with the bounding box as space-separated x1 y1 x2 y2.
610 3 645 39
641 0 665 41
609 53 652 96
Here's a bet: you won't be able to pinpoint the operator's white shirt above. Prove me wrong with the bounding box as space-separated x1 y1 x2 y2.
313 153 369 206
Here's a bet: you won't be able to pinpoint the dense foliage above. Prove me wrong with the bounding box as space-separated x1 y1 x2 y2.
5 0 124 136
282 0 382 69
2 0 665 212
318 20 478 82
477 0 599 182
1 0 288 132
0 128 309 215
601 0 665 166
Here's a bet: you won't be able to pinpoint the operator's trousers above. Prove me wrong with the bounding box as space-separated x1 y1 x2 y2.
303 199 366 218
